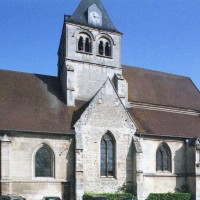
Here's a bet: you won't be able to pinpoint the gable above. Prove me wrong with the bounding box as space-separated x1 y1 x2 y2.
74 78 137 131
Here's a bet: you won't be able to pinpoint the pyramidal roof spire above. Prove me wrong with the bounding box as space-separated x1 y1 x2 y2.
65 0 118 32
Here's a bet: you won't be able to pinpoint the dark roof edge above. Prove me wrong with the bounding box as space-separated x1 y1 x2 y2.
188 77 200 94
136 132 195 140
0 128 75 136
64 16 122 34
0 68 57 79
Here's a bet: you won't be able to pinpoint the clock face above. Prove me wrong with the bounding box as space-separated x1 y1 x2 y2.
89 11 101 25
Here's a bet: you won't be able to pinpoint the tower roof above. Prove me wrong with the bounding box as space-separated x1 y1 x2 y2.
65 0 119 32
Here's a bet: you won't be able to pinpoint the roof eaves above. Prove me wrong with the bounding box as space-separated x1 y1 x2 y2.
136 132 194 140
0 128 75 136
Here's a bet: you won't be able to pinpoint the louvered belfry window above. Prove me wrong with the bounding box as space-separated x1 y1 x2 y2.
101 132 115 177
35 147 53 177
156 143 171 171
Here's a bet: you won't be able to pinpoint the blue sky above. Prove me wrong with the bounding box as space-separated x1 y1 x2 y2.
0 0 200 90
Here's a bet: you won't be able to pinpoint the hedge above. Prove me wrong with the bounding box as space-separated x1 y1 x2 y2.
146 193 191 200
83 193 135 200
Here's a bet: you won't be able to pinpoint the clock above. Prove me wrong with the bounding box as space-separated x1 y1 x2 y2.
89 11 101 25
88 4 102 26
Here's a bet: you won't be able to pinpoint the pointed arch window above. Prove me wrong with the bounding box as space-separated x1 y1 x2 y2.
35 146 53 177
101 132 115 177
156 143 171 171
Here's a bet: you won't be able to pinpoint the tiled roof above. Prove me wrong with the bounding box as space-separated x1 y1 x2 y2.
0 70 77 134
0 66 200 138
128 107 200 138
123 65 200 111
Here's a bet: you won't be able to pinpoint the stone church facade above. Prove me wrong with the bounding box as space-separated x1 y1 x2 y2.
0 0 200 200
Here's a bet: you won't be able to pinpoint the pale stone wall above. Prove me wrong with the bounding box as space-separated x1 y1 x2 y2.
196 177 200 200
1 132 74 200
142 138 188 199
74 79 137 199
66 60 121 101
59 23 123 104
66 24 121 69
82 126 134 193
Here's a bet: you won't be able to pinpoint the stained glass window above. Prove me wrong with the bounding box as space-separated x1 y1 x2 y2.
35 147 53 177
156 143 171 172
101 132 115 177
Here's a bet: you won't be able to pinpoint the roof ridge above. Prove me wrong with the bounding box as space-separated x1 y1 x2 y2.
122 64 190 80
0 69 57 79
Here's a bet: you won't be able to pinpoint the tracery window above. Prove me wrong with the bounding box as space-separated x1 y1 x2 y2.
101 132 115 177
98 38 112 57
35 146 53 177
156 143 171 171
77 33 92 53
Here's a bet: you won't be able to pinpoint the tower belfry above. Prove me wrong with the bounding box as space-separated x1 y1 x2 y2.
57 0 124 106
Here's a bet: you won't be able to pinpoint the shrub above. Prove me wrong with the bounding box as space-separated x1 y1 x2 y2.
146 192 191 200
83 192 135 200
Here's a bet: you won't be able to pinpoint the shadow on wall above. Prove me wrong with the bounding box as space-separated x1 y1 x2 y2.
117 139 134 194
35 74 66 105
125 139 134 194
174 142 191 196
63 139 75 200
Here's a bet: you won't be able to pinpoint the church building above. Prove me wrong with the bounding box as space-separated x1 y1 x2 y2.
1 0 200 200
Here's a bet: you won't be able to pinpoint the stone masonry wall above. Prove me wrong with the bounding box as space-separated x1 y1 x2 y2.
75 79 137 197
1 132 74 200
63 23 122 102
142 138 188 199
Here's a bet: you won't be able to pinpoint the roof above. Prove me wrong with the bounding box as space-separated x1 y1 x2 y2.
123 65 200 111
0 66 200 138
65 0 118 32
123 65 200 137
0 70 79 134
128 107 200 138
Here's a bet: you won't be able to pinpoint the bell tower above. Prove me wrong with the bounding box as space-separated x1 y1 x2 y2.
58 0 124 106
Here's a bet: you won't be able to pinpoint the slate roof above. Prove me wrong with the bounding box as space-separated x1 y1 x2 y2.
65 0 118 32
0 66 200 138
